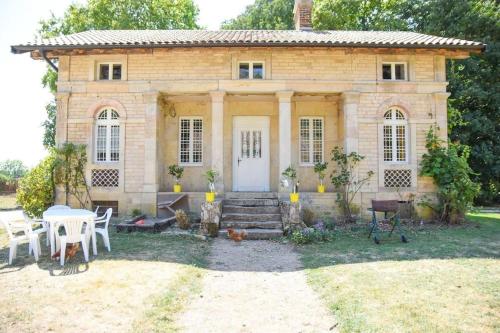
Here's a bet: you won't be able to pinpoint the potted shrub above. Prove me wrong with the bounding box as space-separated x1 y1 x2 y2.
282 165 300 203
204 169 217 202
168 164 184 192
314 162 328 193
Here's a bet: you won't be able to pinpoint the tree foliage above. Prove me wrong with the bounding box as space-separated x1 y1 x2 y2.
37 0 200 142
221 0 294 30
0 160 28 179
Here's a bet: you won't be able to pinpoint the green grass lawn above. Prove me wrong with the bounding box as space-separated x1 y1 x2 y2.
0 192 17 210
299 213 500 333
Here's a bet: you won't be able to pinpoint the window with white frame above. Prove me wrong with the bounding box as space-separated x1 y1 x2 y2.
299 117 324 165
98 62 122 80
95 108 120 162
239 62 265 80
179 117 203 165
383 108 408 163
382 62 407 81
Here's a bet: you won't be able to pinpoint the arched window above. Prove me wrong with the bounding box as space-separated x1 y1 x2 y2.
95 108 120 162
383 108 408 162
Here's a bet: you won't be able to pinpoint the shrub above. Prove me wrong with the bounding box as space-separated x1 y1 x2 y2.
17 154 56 217
420 127 480 223
131 208 143 217
175 209 191 230
289 227 333 245
302 207 316 227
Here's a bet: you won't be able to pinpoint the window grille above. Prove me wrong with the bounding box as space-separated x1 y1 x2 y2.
91 169 119 187
300 117 323 165
383 108 408 163
179 118 203 165
384 169 412 188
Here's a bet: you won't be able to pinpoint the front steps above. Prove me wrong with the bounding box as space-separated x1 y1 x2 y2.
219 192 283 240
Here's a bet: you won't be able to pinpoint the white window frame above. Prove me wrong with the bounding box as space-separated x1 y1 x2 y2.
97 62 123 81
178 117 204 166
299 117 324 166
383 109 409 163
382 62 408 81
238 61 265 80
95 108 120 163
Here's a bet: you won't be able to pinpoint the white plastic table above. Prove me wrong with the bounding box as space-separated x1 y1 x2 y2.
42 209 98 257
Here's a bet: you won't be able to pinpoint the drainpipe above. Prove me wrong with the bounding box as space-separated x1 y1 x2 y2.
40 48 58 72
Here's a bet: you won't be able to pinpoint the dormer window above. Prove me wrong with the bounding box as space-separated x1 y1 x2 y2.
98 63 122 80
239 62 264 80
382 62 407 81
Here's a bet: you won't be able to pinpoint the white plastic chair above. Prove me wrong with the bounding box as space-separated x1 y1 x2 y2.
93 208 112 252
56 218 89 266
0 212 39 264
23 213 47 255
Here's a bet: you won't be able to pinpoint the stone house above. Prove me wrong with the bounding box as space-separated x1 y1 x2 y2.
12 0 484 225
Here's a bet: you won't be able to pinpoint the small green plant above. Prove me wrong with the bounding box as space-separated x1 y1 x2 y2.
289 227 332 245
204 169 218 193
314 162 328 186
131 208 143 217
168 164 184 185
282 165 299 193
330 146 374 223
420 127 480 223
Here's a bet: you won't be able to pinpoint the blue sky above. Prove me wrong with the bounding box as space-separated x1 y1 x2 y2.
0 0 253 167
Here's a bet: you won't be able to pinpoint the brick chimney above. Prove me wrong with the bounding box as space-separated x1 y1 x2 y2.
294 0 313 31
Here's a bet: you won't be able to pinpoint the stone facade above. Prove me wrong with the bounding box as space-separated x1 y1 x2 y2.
51 45 459 217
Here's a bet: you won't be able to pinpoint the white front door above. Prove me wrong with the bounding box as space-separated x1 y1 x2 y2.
233 116 270 192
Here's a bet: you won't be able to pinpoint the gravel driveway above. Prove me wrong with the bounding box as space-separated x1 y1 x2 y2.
177 238 337 332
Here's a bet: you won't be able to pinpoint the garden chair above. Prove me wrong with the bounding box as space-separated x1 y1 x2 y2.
56 218 90 266
0 212 40 264
93 208 112 252
368 200 408 244
23 212 48 252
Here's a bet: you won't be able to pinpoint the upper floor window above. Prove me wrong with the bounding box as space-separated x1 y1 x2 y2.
383 108 408 163
239 62 264 80
382 62 407 81
95 108 120 162
299 117 324 165
179 117 203 165
98 62 122 80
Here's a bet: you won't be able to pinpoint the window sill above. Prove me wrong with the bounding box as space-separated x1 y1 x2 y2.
179 163 203 167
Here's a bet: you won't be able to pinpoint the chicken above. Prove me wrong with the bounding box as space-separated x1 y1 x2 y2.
227 228 247 242
51 243 80 260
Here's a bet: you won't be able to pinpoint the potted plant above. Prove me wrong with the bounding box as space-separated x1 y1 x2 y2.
314 162 328 193
204 169 217 202
282 165 300 203
168 164 184 192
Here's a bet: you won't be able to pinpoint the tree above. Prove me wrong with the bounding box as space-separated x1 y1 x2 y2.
42 101 56 148
221 0 294 30
37 0 201 145
0 160 28 179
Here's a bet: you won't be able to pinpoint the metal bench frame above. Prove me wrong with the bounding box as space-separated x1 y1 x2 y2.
368 200 408 244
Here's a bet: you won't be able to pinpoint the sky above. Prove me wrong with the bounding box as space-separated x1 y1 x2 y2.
0 0 254 167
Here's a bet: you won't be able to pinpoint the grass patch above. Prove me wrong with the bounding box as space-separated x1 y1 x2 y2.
299 214 500 333
0 192 17 210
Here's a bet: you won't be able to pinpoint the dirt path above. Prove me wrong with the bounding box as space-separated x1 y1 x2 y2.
177 238 337 333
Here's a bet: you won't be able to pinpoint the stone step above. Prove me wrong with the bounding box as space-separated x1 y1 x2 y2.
223 205 281 214
224 199 279 207
225 192 278 200
220 220 283 229
222 213 281 222
218 228 283 240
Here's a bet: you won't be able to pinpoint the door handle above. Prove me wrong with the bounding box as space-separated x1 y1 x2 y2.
237 157 242 166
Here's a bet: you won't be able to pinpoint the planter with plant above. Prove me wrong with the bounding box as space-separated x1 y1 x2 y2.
330 146 374 223
204 169 217 202
282 165 300 203
168 164 184 192
314 162 328 193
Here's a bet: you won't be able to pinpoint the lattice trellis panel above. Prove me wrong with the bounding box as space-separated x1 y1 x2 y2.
91 169 119 187
384 169 412 188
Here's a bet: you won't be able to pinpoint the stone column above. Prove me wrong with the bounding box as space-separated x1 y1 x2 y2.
433 92 451 142
276 91 294 189
341 92 360 154
209 91 226 193
55 92 70 147
143 91 160 214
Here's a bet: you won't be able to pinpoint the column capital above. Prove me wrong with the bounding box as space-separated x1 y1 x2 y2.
433 92 451 101
276 91 294 102
341 91 360 104
55 92 70 102
209 90 226 103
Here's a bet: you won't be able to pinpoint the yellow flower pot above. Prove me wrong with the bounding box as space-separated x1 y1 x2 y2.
290 193 300 203
206 192 215 203
317 184 325 193
173 184 182 193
